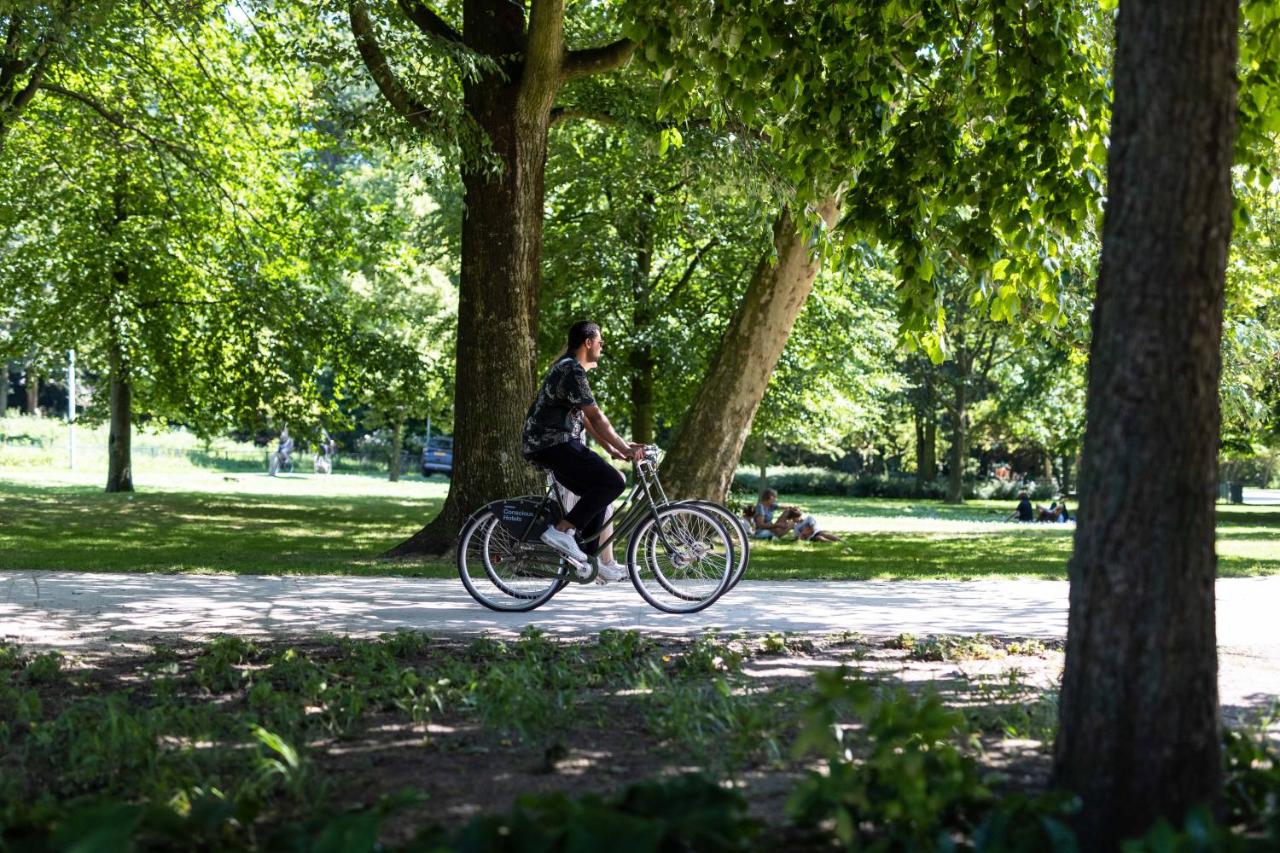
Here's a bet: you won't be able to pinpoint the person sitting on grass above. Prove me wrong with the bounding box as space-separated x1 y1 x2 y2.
748 489 797 540
1006 491 1034 522
780 506 842 542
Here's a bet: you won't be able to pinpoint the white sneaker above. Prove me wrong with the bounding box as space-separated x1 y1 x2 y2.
595 560 627 584
541 527 590 564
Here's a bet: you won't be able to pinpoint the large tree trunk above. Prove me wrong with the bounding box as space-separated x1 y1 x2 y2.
1051 2 1238 848
660 200 838 501
105 339 133 493
385 1 549 556
0 361 9 415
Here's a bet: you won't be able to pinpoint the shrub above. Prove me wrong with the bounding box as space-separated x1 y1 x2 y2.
971 477 1058 501
733 466 855 496
788 667 993 848
733 466 956 499
849 474 946 499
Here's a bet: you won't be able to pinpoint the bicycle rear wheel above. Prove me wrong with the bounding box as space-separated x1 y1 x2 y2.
458 506 566 612
626 505 734 614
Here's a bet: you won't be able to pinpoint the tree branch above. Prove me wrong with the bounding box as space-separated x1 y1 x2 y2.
657 238 719 311
41 82 196 159
395 0 462 44
562 37 637 82
7 54 47 116
522 0 565 108
349 0 433 133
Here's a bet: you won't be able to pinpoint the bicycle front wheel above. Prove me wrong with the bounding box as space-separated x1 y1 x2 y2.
626 505 734 614
458 507 566 612
675 500 750 592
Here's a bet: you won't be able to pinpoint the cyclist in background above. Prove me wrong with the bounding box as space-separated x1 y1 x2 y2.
522 320 646 582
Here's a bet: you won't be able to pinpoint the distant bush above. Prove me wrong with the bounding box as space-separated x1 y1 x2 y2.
733 466 854 496
971 477 1057 501
849 474 945 499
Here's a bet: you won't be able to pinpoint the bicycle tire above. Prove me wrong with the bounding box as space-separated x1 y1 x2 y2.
638 503 739 602
626 505 734 614
674 499 750 591
457 506 565 612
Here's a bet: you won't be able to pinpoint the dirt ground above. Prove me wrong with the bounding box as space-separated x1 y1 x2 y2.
12 627 1277 846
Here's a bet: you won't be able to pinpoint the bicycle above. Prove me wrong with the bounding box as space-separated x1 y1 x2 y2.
457 446 739 614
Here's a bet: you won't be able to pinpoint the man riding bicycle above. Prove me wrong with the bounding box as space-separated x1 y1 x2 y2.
522 321 646 582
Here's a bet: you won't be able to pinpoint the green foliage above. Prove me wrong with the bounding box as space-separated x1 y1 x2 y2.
1222 704 1280 834
0 4 347 438
789 667 991 847
625 0 1109 351
787 666 1083 851
452 775 758 853
961 670 1060 744
1120 806 1254 853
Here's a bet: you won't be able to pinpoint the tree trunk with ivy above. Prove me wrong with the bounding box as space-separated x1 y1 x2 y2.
660 200 839 501
1052 2 1238 848
349 0 637 556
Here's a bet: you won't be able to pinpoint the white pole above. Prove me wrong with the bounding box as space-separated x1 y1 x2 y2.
67 349 76 470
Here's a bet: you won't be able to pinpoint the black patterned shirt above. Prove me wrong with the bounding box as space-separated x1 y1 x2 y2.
522 356 596 457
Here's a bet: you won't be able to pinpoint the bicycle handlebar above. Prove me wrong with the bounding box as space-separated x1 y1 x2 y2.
633 444 661 466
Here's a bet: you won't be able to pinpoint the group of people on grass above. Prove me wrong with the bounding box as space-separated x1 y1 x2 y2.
746 488 841 543
1007 491 1072 523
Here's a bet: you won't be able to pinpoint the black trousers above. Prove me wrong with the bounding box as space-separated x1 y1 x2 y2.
527 440 625 548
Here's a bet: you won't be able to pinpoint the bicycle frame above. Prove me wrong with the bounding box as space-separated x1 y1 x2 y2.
509 455 694 581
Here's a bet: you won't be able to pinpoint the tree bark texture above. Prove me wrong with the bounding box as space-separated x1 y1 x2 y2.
1051 2 1238 848
660 200 838 501
106 339 133 493
0 361 9 414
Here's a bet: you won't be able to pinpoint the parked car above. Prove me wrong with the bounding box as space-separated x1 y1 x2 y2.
421 436 453 477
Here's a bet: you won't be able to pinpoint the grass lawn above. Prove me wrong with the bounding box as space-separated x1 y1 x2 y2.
3 467 1279 579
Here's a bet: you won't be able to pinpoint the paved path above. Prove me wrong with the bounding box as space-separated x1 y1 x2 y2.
3 572 1277 709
